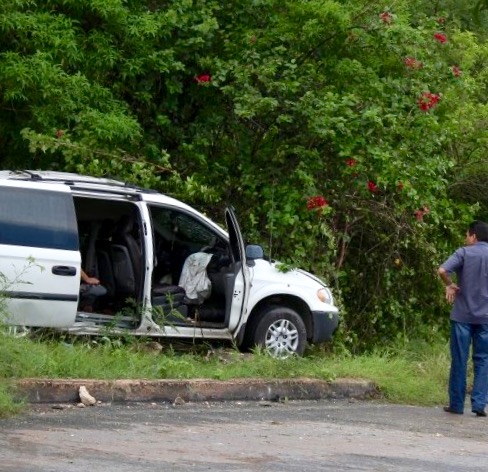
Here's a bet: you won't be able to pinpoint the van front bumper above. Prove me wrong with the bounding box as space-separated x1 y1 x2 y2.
311 311 339 343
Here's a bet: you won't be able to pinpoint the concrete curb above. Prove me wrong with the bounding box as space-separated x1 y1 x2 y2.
14 378 379 404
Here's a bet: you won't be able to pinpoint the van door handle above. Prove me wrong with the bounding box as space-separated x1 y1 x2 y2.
52 266 77 276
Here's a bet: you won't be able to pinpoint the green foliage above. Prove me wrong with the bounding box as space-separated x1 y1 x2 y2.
0 331 451 410
0 382 24 418
2 1 488 349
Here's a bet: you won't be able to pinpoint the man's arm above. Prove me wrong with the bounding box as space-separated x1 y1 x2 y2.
438 267 458 303
81 269 100 285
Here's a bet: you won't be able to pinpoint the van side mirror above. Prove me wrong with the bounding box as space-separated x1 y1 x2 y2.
246 244 264 261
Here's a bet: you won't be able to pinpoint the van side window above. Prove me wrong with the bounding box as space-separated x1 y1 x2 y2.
0 187 78 250
150 208 216 249
149 206 228 284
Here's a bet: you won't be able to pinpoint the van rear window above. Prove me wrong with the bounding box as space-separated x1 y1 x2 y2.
0 187 78 250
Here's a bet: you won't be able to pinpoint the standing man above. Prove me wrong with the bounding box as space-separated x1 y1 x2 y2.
438 220 488 417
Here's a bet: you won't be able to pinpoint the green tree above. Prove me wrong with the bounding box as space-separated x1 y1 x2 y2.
2 0 488 350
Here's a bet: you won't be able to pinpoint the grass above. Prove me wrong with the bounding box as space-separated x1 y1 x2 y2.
0 382 24 417
0 329 452 418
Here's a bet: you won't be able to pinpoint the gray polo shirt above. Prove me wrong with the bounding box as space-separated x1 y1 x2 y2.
441 241 488 324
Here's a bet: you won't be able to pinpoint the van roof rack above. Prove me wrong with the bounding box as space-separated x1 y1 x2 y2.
18 170 42 180
11 170 159 194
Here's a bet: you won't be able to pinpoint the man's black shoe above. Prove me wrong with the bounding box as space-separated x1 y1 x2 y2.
443 406 463 414
473 410 487 417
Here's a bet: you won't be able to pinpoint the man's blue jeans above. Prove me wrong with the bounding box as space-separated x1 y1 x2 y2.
449 320 488 413
79 283 107 310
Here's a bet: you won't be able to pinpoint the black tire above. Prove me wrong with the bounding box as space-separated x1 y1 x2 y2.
253 306 307 357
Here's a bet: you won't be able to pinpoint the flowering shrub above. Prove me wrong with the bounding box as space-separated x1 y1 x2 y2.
404 57 423 69
452 66 461 77
418 92 440 111
414 206 430 221
367 181 378 193
379 11 393 24
195 73 211 84
306 195 328 210
2 0 486 351
434 32 447 43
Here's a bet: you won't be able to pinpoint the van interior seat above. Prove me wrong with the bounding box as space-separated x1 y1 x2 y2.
111 244 137 296
111 214 142 282
95 219 116 298
96 247 115 298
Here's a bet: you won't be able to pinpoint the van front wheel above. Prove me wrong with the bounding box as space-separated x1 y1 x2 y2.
254 307 307 357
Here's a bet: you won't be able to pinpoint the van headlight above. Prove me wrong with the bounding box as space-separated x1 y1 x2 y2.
317 287 333 304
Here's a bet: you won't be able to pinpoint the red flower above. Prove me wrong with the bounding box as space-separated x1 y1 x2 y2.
414 205 430 221
397 181 404 191
367 181 378 193
404 57 423 69
307 195 329 210
418 92 440 111
434 32 447 43
452 66 461 77
379 11 393 24
195 73 211 84
55 129 64 139
414 209 425 221
345 158 357 167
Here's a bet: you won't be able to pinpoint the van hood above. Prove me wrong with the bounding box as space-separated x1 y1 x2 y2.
252 259 329 288
296 268 330 288
249 259 336 310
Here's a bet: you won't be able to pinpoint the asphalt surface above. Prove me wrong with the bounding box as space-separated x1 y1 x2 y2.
1 399 488 471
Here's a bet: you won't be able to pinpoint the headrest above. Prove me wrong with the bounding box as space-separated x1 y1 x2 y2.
114 214 135 235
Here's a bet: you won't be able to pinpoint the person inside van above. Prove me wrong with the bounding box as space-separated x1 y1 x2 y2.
79 269 107 312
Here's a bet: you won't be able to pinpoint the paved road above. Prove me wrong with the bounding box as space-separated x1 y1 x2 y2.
1 400 487 471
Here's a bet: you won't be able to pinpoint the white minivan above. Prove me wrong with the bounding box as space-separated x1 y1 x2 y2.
0 171 339 356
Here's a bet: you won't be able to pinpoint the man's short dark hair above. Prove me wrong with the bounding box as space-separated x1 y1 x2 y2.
468 220 488 243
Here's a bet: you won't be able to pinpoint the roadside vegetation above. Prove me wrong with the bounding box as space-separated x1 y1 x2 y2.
0 328 451 418
0 0 485 417
3 0 488 351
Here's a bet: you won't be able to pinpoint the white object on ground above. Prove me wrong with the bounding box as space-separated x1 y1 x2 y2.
79 386 96 406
